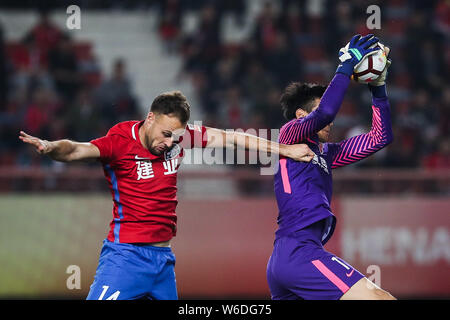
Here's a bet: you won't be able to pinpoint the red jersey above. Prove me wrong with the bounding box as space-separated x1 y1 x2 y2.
90 120 208 243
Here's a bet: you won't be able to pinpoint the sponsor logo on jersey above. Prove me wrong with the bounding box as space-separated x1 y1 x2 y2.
164 143 181 161
163 159 179 175
134 155 150 161
136 160 154 180
312 153 329 174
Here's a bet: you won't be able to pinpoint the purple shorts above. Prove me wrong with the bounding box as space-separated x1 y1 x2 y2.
267 219 364 300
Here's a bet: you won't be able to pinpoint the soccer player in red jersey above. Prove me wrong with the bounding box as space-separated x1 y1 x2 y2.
19 90 314 300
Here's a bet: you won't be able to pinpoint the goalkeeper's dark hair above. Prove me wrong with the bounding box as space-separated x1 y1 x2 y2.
150 90 190 124
280 82 327 120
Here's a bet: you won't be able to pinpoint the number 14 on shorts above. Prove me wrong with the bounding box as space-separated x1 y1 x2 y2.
98 285 121 300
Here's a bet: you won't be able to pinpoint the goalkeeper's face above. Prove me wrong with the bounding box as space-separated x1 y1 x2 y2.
318 123 332 143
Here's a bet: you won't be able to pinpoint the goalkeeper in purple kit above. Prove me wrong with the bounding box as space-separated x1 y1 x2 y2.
266 34 396 300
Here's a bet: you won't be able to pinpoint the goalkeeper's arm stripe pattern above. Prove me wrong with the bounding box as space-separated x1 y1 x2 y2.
279 73 350 145
331 104 393 169
279 118 320 145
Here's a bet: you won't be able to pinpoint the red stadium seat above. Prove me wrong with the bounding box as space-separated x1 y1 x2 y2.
445 45 450 67
389 0 407 6
303 72 326 83
394 71 411 88
0 152 17 166
386 19 407 35
299 45 325 62
222 43 242 56
73 42 93 61
83 72 102 87
308 17 324 35
5 42 30 69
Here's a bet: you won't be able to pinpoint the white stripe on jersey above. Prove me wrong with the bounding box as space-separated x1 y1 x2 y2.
131 122 138 140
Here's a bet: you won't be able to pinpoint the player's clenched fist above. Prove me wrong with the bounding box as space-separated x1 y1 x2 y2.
19 131 53 154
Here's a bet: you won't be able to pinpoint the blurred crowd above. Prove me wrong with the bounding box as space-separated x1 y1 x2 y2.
154 0 450 168
0 0 448 171
158 0 449 170
0 11 140 167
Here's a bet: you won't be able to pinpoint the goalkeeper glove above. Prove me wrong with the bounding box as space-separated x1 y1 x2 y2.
369 44 391 87
368 44 391 98
336 34 380 77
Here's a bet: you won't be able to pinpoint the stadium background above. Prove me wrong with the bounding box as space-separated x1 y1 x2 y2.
0 0 448 299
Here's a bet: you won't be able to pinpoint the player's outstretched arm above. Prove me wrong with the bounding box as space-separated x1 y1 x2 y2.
19 131 100 162
205 127 314 162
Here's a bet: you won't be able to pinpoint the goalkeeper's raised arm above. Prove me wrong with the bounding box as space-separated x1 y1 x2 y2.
278 34 381 145
329 46 393 169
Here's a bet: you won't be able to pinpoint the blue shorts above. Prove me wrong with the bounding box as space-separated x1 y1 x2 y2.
267 220 364 300
86 239 177 300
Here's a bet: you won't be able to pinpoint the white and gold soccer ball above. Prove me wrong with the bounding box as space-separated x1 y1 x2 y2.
352 42 388 84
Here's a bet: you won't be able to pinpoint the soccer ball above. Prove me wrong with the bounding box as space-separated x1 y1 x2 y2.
352 43 387 84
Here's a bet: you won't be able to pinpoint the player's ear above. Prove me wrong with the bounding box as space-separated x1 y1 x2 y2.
147 112 156 123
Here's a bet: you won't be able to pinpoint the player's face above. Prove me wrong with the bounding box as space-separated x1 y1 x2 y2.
311 99 333 143
144 113 186 156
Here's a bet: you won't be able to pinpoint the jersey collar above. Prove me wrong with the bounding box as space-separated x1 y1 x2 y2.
132 120 161 160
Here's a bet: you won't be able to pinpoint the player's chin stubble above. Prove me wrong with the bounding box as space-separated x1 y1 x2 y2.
145 136 160 156
149 140 167 156
149 145 164 156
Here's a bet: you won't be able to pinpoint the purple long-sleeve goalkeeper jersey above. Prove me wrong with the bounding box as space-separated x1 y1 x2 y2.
274 73 393 245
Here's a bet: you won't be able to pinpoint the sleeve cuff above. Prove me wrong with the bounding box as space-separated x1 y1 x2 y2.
368 84 387 98
335 62 353 78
